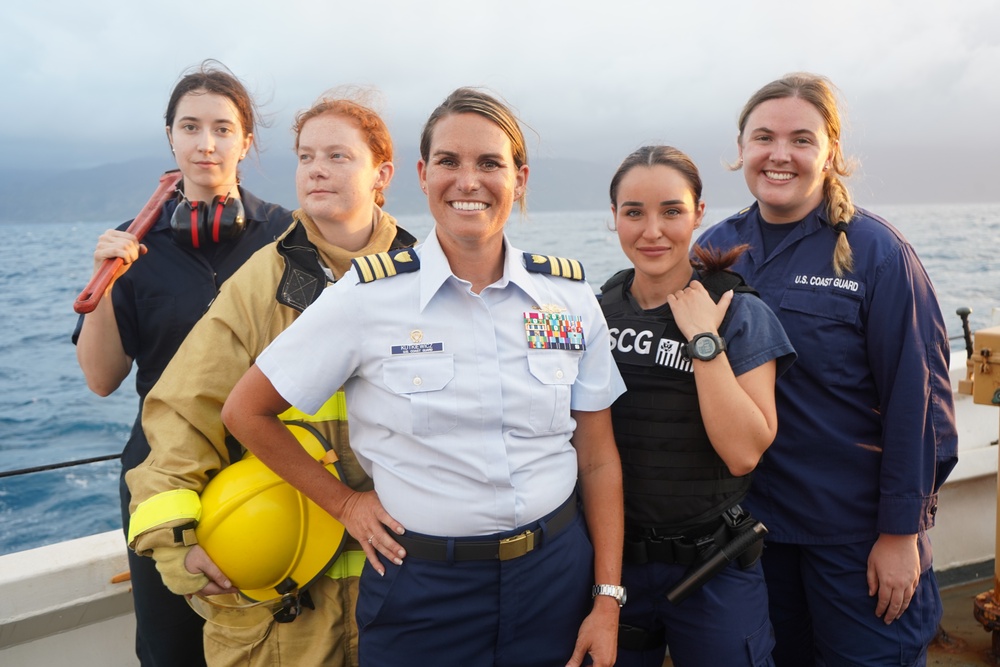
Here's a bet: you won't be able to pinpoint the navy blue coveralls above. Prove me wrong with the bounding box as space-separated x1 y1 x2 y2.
698 202 958 667
73 189 291 667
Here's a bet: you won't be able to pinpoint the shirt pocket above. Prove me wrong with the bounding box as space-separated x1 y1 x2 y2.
526 351 580 434
779 287 863 386
381 354 457 436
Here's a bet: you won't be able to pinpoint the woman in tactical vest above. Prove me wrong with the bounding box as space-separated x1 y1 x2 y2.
602 145 794 667
73 60 293 667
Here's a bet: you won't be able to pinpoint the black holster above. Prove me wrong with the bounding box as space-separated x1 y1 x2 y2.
724 505 764 569
665 506 768 605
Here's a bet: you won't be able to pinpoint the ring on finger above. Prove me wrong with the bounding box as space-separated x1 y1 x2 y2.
367 534 374 545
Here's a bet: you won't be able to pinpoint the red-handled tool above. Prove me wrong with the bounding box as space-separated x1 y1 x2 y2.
73 170 182 314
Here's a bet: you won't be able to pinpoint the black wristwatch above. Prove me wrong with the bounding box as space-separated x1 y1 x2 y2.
683 332 727 361
592 584 627 607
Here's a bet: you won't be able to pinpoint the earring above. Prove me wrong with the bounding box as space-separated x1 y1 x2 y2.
823 164 830 171
240 154 246 160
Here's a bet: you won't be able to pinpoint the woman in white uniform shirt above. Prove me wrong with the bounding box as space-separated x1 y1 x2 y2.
222 87 626 667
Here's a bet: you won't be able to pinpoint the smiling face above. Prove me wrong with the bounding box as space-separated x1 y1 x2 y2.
294 112 391 232
417 112 528 255
166 90 251 202
613 164 704 292
738 96 833 224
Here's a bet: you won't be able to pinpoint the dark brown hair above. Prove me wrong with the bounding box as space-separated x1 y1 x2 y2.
691 243 749 274
610 145 747 273
164 60 258 153
609 145 702 208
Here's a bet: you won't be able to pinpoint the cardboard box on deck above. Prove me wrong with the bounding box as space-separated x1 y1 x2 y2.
972 325 1000 406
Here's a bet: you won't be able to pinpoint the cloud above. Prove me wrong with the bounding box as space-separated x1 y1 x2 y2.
0 0 997 205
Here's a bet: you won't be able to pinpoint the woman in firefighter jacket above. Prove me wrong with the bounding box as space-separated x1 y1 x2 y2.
125 94 415 667
602 145 795 667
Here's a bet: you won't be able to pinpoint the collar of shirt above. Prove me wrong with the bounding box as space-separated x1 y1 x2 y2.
418 229 549 312
743 201 830 267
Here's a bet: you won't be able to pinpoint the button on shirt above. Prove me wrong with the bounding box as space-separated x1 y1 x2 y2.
257 230 626 536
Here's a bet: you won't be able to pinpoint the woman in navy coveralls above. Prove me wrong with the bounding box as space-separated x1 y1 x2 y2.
697 73 958 667
73 61 292 666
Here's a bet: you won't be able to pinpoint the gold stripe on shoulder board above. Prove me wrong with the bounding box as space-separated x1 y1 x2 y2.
352 249 419 283
523 252 585 281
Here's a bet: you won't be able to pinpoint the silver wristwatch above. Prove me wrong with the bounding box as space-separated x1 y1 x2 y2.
592 584 627 607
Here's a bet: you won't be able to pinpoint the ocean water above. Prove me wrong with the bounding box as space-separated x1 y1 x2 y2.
0 203 996 556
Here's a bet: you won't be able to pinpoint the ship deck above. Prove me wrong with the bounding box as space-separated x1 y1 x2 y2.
661 565 1000 666
929 572 999 666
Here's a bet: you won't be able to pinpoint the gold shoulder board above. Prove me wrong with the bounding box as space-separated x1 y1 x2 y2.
352 249 420 284
522 252 585 281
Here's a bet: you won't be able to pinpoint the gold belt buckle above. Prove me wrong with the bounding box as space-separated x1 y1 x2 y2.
498 530 535 561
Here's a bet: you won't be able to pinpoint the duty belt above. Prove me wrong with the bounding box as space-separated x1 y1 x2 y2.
623 505 751 566
394 493 577 562
623 525 724 566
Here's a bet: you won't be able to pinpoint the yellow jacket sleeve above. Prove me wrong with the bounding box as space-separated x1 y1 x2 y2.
126 219 378 557
126 248 286 552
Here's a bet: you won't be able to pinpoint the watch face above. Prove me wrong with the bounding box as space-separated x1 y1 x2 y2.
693 336 717 358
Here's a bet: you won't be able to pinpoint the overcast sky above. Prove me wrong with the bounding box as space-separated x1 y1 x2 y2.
2 0 998 205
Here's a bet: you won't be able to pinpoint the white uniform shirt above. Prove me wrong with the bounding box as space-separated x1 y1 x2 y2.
257 229 625 536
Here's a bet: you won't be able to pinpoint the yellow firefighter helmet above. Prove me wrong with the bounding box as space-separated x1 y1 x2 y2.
194 421 347 604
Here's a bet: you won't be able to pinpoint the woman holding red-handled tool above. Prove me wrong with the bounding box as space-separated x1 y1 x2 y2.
72 59 292 667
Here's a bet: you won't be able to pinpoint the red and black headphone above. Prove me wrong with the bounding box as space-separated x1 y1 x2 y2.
170 189 246 248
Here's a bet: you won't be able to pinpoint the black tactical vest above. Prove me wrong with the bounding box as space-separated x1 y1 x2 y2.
600 269 757 534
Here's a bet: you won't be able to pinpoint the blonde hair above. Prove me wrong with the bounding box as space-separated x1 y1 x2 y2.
736 73 856 276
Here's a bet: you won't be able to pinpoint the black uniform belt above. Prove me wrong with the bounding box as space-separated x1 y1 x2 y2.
623 506 750 566
395 493 577 562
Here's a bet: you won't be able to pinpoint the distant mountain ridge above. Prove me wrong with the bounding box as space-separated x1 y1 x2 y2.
0 150 638 224
3 141 994 225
